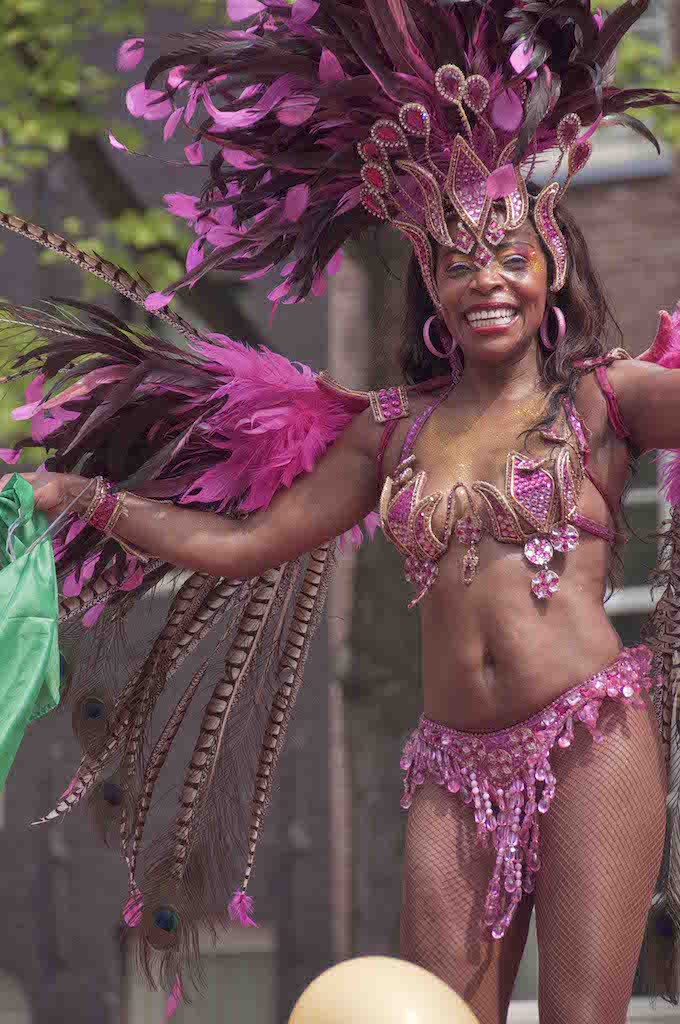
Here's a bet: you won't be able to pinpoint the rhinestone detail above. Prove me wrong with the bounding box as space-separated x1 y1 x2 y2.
400 647 655 940
524 535 554 567
531 569 560 600
550 524 580 553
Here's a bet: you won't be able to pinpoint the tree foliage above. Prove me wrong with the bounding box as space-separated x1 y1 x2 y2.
0 1 219 291
0 1 257 452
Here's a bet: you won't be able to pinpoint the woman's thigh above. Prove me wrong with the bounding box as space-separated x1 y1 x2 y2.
401 781 534 1024
534 696 667 1024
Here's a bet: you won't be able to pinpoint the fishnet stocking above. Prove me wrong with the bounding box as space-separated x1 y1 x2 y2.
534 694 666 1023
400 696 666 1024
400 781 535 1024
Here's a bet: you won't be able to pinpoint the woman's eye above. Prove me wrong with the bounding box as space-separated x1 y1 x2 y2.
446 263 472 277
503 256 528 271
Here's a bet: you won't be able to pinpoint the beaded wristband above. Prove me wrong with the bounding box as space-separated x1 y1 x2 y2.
82 477 107 522
82 478 121 534
75 477 149 562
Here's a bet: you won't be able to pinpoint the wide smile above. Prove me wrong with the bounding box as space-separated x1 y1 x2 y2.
464 307 519 333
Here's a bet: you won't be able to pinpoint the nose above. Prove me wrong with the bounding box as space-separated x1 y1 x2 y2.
470 263 505 291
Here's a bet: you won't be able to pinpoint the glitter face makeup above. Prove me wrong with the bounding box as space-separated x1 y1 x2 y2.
435 221 549 355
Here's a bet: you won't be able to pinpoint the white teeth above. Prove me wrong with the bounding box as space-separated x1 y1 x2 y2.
466 307 517 325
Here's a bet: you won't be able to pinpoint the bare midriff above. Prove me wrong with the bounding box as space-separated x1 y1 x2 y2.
420 533 623 731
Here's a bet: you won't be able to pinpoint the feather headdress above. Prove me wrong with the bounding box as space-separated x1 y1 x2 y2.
118 0 678 310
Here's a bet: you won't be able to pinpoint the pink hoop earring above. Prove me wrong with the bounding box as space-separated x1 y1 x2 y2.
540 306 566 352
423 315 457 360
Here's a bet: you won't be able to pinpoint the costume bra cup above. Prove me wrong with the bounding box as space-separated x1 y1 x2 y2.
378 376 621 609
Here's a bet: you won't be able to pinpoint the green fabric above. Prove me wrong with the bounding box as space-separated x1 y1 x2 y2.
0 474 60 790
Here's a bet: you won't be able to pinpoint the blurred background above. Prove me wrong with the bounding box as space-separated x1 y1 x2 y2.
0 1 678 1021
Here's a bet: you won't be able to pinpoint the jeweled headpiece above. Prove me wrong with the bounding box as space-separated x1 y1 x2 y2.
123 0 677 313
357 68 593 305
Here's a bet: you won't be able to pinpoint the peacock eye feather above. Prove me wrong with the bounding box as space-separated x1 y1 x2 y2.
152 908 180 934
83 698 105 721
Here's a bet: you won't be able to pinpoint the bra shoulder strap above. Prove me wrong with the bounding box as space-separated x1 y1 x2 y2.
574 348 633 443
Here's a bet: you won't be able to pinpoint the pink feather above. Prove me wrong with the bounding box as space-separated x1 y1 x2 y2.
184 141 203 165
486 164 518 200
126 83 172 121
228 889 257 927
290 0 319 25
145 291 175 311
227 0 263 19
108 132 129 152
639 303 680 505
117 38 145 73
123 887 144 928
320 48 345 83
490 89 524 131
285 184 310 222
175 335 366 513
163 107 185 142
165 977 183 1020
639 305 680 368
510 40 535 75
327 249 344 276
82 603 107 628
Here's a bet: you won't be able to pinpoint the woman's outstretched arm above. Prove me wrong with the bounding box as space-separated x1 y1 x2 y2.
1 408 382 578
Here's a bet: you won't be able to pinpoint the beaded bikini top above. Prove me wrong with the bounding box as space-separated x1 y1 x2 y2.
372 352 631 609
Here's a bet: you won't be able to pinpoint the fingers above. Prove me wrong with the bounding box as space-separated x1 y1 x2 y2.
32 480 64 513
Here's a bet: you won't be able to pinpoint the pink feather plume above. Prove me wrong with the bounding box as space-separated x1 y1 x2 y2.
228 889 257 927
640 304 680 505
123 886 144 928
165 977 183 1020
177 334 367 516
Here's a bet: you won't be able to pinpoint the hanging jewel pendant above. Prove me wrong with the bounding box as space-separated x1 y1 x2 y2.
530 569 560 600
524 525 580 600
455 514 483 585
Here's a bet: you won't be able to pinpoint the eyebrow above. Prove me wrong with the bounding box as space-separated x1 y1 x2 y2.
497 240 532 252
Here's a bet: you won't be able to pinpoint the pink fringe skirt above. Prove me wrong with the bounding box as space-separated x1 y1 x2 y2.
399 645 657 941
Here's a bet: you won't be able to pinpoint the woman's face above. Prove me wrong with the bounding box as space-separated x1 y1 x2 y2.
435 217 549 365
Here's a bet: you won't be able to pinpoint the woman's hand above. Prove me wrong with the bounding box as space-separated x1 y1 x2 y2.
0 471 91 520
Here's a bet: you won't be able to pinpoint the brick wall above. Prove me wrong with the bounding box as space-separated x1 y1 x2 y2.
566 168 680 356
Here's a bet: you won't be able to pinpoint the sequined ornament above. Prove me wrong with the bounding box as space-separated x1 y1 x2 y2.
400 647 655 940
531 569 560 601
550 524 580 553
524 535 554 567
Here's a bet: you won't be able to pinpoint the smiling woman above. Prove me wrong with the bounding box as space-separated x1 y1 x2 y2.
0 3 679 1023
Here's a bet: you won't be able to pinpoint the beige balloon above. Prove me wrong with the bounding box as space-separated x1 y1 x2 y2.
288 956 480 1024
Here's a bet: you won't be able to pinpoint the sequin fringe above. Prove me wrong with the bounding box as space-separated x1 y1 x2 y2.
400 646 657 940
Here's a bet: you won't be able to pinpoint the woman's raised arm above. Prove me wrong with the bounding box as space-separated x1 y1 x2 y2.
608 358 680 454
8 408 382 578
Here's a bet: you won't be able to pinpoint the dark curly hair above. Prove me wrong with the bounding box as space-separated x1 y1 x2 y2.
400 189 623 435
